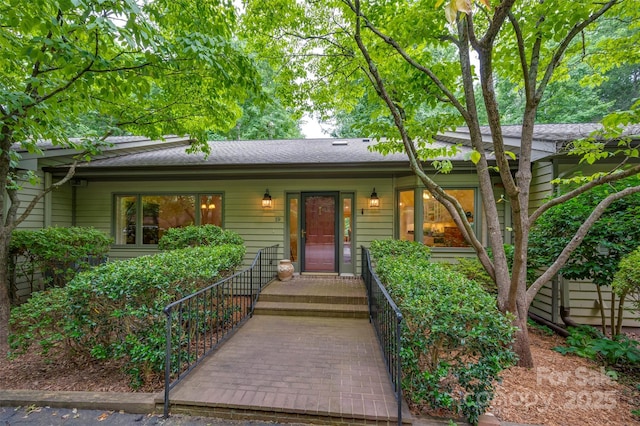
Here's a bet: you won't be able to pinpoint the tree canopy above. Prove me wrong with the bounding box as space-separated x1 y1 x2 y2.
0 0 261 354
243 0 640 366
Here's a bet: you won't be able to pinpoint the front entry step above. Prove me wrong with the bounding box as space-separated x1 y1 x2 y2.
253 276 369 319
253 301 369 318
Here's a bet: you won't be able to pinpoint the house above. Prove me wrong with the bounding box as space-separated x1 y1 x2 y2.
12 124 640 329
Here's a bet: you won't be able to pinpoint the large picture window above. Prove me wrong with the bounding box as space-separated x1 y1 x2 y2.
423 189 475 248
115 193 223 245
397 188 476 248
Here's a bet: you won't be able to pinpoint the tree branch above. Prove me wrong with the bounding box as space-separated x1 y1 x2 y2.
341 0 471 121
12 161 80 230
477 0 517 48
507 11 531 97
530 163 640 224
348 0 492 277
535 0 620 101
527 184 640 305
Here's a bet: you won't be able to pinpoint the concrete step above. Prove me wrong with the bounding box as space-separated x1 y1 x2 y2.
253 301 369 318
258 292 367 305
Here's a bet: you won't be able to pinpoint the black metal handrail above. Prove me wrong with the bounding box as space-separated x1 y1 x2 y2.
162 245 279 417
361 246 403 426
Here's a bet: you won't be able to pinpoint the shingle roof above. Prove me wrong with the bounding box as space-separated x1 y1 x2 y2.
43 123 639 172
75 138 475 168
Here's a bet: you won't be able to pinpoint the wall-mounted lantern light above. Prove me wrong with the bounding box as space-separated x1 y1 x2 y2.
262 189 273 209
369 188 380 209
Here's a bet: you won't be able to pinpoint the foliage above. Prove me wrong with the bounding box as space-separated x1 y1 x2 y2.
554 326 640 369
612 246 640 314
526 318 555 337
0 0 263 354
209 62 302 140
370 240 517 425
447 257 497 294
243 0 640 368
530 176 640 287
158 225 244 251
9 227 112 293
9 244 245 387
529 176 640 335
368 238 431 262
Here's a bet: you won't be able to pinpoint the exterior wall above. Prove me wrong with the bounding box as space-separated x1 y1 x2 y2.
529 161 554 213
9 172 46 302
13 172 46 231
566 279 640 328
50 180 73 227
72 178 395 273
528 161 557 322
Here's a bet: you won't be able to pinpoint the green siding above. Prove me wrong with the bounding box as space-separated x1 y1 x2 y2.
72 178 395 272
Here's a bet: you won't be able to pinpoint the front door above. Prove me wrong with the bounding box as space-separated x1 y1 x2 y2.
301 193 338 272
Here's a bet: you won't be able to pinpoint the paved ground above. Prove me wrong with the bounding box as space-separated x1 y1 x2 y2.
167 315 401 423
0 406 304 425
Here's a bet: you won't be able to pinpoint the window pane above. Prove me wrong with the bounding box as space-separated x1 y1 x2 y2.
423 189 474 247
343 198 352 264
199 194 222 226
399 190 415 241
115 195 137 245
142 195 195 244
289 198 298 261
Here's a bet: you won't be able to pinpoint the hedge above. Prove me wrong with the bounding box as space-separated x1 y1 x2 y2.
370 239 516 425
10 243 246 388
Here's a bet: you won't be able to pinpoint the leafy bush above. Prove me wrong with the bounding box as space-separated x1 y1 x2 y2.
612 246 640 314
10 244 245 387
368 238 431 262
158 224 243 250
10 227 112 291
554 326 640 368
370 239 517 425
447 257 497 294
529 176 640 336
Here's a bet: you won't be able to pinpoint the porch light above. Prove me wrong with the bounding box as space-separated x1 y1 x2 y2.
369 188 380 208
262 189 273 209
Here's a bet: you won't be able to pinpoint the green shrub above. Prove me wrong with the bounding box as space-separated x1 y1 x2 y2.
554 325 640 368
370 239 516 426
10 243 245 388
447 257 497 294
368 238 431 267
10 227 112 291
158 224 243 250
612 246 640 314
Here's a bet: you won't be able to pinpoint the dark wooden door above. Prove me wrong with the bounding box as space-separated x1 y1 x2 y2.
301 193 338 272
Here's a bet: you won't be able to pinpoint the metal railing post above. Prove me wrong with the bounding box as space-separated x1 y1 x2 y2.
163 306 172 418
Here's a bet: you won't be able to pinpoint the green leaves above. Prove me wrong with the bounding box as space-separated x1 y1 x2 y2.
9 242 246 387
370 239 516 425
469 149 481 164
612 246 640 315
1 0 259 155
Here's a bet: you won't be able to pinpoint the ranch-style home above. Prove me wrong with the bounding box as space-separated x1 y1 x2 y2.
12 123 640 329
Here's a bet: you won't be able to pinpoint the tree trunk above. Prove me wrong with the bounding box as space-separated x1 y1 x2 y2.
616 292 627 337
514 294 534 367
596 284 607 336
610 292 616 337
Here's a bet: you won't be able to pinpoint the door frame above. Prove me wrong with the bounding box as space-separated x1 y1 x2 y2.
300 192 339 273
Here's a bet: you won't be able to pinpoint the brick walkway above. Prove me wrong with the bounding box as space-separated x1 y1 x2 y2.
164 277 406 425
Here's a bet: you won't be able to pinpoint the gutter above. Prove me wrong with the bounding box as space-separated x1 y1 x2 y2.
528 312 569 337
